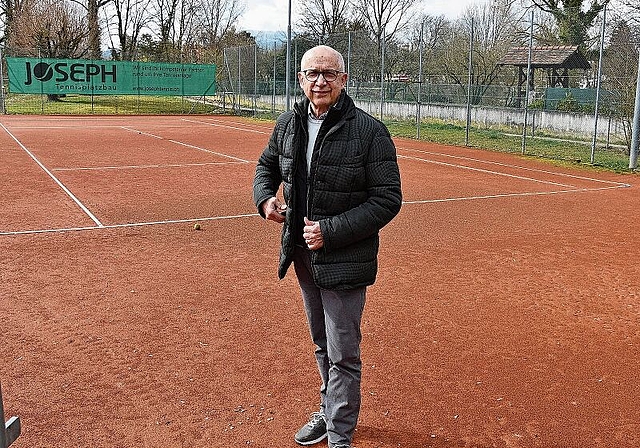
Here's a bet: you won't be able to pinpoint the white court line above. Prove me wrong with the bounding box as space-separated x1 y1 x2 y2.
6 125 138 130
51 161 248 172
398 153 578 188
1 118 631 235
181 118 271 135
397 148 630 204
0 122 104 227
397 146 630 188
402 185 626 205
0 213 260 236
121 126 251 163
121 126 163 139
168 139 250 162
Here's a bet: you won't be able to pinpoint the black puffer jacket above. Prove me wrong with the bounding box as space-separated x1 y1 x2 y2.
254 92 402 290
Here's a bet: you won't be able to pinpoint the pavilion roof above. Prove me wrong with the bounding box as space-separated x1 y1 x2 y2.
497 45 591 70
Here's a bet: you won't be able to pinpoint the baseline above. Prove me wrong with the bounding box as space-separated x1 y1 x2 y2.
397 146 630 188
0 212 260 236
397 146 630 206
0 122 104 227
51 161 247 172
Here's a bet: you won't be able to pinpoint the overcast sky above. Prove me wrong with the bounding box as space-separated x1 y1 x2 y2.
237 0 489 32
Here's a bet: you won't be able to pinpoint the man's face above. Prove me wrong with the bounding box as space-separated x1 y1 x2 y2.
298 48 347 116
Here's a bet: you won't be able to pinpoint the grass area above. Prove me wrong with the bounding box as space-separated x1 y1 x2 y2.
385 120 635 174
2 94 636 173
3 94 219 115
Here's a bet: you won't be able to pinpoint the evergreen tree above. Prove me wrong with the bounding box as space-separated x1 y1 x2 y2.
532 0 609 48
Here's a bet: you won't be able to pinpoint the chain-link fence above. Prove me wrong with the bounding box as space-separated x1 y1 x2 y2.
219 26 638 156
0 45 226 115
1 14 639 161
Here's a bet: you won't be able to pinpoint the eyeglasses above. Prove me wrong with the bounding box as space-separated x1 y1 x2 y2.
300 69 344 83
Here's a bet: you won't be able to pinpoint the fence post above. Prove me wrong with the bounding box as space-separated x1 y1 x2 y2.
521 9 534 155
590 3 607 164
465 18 474 146
629 50 640 170
417 21 424 139
346 32 351 96
0 382 21 448
380 33 385 120
254 45 258 116
285 0 292 111
0 47 6 114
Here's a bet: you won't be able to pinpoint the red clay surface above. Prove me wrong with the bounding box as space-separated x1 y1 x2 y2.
1 115 638 448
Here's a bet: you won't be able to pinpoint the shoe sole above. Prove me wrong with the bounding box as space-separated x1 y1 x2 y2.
294 432 328 446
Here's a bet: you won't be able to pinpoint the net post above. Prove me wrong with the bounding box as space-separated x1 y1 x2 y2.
0 382 21 448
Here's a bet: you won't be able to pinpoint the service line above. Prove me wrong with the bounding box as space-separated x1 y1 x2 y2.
121 126 251 163
397 146 631 188
397 148 630 204
0 213 260 236
181 118 271 135
398 153 577 188
0 122 104 227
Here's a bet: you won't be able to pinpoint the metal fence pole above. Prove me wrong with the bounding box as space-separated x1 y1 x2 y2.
237 46 241 113
629 51 640 169
0 47 6 114
380 33 385 120
465 18 474 146
417 21 424 139
590 3 607 164
272 42 277 116
38 49 44 114
294 40 299 104
346 32 351 95
285 0 292 111
521 9 534 155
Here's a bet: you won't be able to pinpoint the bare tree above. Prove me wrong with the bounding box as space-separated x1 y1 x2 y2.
352 0 418 55
7 0 88 99
105 0 152 60
69 0 110 59
1 0 29 46
7 0 88 57
617 0 640 26
197 0 244 48
297 0 352 41
400 14 450 77
602 18 640 150
176 0 199 50
146 0 202 60
440 0 523 104
151 0 179 58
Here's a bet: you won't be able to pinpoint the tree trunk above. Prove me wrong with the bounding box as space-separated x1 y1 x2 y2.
88 0 101 59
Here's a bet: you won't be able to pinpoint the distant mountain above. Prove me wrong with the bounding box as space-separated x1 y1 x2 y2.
248 30 288 49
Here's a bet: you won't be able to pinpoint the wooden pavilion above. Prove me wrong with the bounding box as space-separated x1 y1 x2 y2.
497 45 591 106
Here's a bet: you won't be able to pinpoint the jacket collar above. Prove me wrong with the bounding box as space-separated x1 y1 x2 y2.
294 90 355 121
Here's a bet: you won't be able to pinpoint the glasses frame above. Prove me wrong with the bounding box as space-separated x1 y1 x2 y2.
299 69 345 83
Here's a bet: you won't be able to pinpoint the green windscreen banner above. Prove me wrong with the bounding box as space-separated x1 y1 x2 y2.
6 57 216 96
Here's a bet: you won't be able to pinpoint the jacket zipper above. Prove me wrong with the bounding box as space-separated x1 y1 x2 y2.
306 118 345 222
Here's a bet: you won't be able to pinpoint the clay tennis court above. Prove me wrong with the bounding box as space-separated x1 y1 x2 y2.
1 114 638 448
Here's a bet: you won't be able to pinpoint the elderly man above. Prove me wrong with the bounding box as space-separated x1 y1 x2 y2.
253 45 402 448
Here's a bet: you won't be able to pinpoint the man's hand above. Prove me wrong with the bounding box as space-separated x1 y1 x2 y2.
303 217 324 250
262 197 287 224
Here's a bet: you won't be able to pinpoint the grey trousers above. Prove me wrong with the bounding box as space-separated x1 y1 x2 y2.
293 246 366 447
